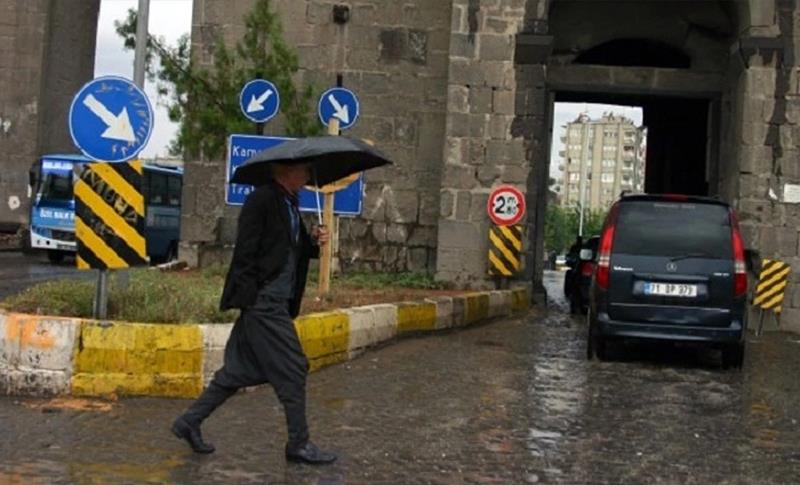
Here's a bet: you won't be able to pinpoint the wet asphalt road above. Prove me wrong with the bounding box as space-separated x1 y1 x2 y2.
0 251 92 300
1 271 800 483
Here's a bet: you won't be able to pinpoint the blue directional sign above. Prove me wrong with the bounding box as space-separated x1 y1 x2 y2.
318 87 360 130
68 76 153 162
239 79 280 123
227 134 363 215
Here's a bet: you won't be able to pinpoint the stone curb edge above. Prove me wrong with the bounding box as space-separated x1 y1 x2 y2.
0 286 531 398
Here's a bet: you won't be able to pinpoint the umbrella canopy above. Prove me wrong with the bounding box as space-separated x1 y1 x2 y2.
230 135 392 187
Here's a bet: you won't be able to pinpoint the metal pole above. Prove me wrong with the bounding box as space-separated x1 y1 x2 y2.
94 269 109 319
133 0 150 88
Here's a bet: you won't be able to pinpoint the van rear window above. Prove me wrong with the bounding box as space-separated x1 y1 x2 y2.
613 201 733 259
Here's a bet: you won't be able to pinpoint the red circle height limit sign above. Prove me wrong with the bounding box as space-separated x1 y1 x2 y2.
487 185 526 226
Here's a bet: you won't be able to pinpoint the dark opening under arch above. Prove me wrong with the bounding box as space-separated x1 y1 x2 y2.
574 39 691 69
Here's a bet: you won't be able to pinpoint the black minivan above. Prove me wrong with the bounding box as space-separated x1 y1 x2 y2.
587 194 748 368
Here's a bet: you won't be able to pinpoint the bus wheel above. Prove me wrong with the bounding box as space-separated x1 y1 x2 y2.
47 250 65 264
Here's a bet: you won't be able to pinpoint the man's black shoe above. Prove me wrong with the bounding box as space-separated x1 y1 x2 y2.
285 441 337 465
171 416 215 454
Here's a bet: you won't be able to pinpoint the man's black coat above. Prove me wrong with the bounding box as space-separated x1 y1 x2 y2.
220 183 319 317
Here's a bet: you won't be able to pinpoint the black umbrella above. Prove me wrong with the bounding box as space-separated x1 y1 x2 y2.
230 135 392 188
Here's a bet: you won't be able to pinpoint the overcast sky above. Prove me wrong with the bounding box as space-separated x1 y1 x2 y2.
94 0 193 159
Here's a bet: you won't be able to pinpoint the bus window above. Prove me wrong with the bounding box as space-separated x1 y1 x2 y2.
168 175 182 207
39 171 73 201
148 172 167 205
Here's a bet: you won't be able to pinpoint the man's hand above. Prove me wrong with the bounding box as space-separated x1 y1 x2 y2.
311 225 330 246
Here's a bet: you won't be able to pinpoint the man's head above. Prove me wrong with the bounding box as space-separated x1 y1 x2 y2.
272 163 311 194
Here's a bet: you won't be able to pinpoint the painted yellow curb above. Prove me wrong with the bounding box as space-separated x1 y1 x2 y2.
295 311 349 372
396 301 437 334
72 321 203 398
464 293 490 324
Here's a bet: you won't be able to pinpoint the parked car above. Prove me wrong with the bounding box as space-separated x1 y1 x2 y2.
564 236 600 314
586 194 748 369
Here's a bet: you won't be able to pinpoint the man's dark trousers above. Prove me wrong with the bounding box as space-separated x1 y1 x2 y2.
181 296 310 446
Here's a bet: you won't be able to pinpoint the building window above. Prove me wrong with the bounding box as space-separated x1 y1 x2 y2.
602 159 615 168
569 172 580 182
601 173 615 183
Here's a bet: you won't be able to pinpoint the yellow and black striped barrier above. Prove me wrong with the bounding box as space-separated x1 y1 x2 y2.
488 224 522 277
753 258 791 314
74 161 147 269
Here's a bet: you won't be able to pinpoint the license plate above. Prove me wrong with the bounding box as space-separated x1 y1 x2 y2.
644 282 697 297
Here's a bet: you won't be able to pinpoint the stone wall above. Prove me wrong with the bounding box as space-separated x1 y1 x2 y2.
0 0 98 232
181 0 452 272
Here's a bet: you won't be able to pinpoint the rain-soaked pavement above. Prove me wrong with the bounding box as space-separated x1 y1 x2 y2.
2 271 800 483
0 251 91 300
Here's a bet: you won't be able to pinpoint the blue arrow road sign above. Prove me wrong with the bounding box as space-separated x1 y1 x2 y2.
239 79 280 123
227 134 363 215
68 76 153 162
318 87 359 130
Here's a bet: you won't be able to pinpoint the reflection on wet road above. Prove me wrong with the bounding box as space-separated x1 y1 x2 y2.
1 271 798 483
0 251 93 300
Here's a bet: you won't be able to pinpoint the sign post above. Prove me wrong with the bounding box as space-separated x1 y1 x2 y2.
68 76 153 318
318 119 340 294
487 185 526 288
315 82 361 294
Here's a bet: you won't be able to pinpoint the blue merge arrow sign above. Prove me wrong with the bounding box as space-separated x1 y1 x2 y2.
318 87 359 130
239 79 280 123
68 76 153 162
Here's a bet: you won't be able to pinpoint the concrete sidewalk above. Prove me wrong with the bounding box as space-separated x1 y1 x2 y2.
0 286 531 398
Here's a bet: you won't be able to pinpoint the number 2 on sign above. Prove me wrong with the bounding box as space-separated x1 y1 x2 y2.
493 195 518 216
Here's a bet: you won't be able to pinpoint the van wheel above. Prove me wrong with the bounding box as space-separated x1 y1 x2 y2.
722 342 745 370
47 250 65 264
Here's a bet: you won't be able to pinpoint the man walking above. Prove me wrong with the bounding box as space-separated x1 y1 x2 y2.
172 162 337 465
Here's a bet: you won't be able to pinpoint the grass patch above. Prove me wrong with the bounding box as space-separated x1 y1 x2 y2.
335 271 445 290
1 268 447 324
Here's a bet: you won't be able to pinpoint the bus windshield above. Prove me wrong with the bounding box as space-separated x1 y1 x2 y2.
38 171 73 201
36 159 76 202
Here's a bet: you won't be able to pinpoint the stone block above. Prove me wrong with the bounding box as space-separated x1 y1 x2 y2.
470 192 491 222
371 222 388 243
437 219 482 249
448 85 470 114
386 190 419 223
452 5 466 33
419 193 440 225
469 87 493 114
443 163 479 190
455 190 472 220
488 115 512 140
478 34 514 61
387 223 409 243
738 145 773 174
493 89 515 115
450 33 476 59
408 247 431 271
440 190 455 218
478 164 501 185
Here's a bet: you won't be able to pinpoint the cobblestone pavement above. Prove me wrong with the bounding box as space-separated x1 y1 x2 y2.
1 272 799 484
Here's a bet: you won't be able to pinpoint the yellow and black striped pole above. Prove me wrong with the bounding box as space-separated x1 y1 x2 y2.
753 258 791 335
74 161 147 270
488 224 522 277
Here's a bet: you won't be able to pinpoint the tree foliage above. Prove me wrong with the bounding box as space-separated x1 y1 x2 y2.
545 204 607 254
115 0 319 160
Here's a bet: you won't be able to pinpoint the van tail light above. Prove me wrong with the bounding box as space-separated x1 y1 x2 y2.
581 261 595 277
596 203 620 290
730 211 747 298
